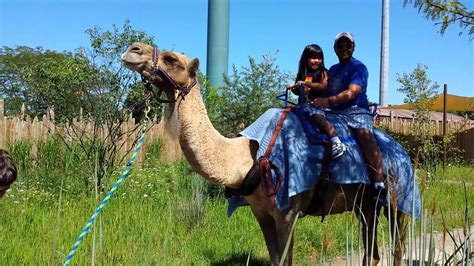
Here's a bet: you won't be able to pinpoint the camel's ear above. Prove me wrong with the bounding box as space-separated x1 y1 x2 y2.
188 58 199 78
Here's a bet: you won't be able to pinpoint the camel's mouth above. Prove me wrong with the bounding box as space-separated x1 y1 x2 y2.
121 52 144 71
121 44 152 73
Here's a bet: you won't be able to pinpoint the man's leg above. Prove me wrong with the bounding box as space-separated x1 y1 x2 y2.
352 128 383 183
344 108 386 205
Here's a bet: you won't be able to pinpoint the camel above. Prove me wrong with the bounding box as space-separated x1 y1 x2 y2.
0 149 17 198
121 42 415 265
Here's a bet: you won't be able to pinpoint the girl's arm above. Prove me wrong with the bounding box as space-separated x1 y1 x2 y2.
304 70 328 93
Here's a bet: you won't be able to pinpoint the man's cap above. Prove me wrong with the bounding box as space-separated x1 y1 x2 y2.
334 32 355 45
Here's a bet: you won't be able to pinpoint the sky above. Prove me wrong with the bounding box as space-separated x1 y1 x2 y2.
1 0 473 105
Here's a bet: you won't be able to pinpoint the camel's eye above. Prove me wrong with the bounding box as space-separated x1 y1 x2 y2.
163 53 184 69
163 54 179 65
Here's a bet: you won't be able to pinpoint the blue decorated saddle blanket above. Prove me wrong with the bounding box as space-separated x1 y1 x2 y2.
228 108 421 218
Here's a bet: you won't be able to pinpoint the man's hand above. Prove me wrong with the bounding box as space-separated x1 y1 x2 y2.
312 97 329 108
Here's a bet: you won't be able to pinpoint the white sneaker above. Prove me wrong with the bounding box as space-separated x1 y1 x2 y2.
331 142 346 159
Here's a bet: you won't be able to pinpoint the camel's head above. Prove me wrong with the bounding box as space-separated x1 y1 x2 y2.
0 149 17 198
121 42 199 101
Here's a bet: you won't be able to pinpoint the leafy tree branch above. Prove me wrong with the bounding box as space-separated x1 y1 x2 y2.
404 0 474 40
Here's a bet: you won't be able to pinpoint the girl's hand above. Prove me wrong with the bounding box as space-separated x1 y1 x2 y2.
295 80 305 87
293 81 309 93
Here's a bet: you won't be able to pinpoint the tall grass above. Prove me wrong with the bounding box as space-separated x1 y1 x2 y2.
0 139 472 264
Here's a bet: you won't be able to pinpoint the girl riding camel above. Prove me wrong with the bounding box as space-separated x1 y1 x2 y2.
288 44 346 159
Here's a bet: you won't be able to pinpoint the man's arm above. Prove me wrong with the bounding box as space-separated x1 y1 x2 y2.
328 83 361 105
313 83 361 108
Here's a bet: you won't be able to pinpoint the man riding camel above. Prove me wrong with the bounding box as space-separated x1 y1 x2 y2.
313 32 387 206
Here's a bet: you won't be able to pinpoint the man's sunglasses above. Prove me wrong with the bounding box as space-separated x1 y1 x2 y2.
336 43 354 50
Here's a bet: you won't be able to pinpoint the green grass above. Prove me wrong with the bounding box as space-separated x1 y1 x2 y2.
0 154 472 264
437 164 474 182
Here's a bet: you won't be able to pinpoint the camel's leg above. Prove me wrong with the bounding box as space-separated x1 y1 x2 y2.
384 207 406 266
274 209 298 266
270 191 312 266
250 207 281 265
357 204 381 266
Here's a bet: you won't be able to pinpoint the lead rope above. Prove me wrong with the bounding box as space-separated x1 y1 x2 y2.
63 104 151 266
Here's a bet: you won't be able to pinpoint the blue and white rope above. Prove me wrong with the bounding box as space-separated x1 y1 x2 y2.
64 123 148 266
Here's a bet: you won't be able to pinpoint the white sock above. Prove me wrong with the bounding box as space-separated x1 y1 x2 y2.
374 182 385 189
330 137 341 144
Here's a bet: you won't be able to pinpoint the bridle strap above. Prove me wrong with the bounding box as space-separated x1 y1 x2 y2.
141 47 197 104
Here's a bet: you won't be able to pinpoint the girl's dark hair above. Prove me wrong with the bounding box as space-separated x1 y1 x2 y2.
0 149 17 187
295 44 326 83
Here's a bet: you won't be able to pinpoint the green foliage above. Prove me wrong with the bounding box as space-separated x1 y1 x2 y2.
395 65 463 177
202 53 292 137
0 19 157 123
397 64 439 112
0 46 99 121
143 138 164 168
404 0 474 40
453 110 474 120
8 138 92 194
7 140 33 187
396 65 439 172
84 19 161 122
78 19 157 124
1 160 471 264
176 174 206 230
55 20 158 193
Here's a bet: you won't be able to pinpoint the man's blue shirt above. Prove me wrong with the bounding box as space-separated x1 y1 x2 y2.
328 57 369 110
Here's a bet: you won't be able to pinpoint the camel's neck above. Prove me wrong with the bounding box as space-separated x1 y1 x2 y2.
167 85 254 188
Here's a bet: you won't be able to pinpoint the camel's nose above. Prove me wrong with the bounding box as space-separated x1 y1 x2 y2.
121 45 143 61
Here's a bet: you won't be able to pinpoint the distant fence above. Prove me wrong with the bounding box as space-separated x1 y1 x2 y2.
0 100 183 165
378 116 472 135
1 99 472 163
378 116 474 162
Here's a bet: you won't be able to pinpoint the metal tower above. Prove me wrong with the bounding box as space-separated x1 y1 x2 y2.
206 0 229 88
379 0 389 106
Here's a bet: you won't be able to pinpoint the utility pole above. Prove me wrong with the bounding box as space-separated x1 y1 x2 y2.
206 0 229 88
379 0 389 106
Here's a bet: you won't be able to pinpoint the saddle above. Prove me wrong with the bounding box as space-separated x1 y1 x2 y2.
225 105 332 216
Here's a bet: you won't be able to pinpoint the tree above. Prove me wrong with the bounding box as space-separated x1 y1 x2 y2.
397 64 439 115
396 64 444 177
0 20 159 192
404 0 474 40
0 46 99 120
82 18 160 123
63 20 157 191
201 53 292 137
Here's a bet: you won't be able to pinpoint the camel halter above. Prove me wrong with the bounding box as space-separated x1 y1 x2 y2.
141 47 197 103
